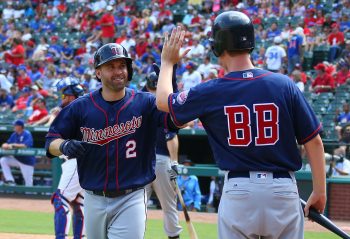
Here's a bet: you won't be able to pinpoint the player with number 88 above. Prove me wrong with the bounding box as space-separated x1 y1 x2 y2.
156 11 326 239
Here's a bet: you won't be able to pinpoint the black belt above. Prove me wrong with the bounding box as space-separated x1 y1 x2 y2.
228 171 291 179
89 187 142 198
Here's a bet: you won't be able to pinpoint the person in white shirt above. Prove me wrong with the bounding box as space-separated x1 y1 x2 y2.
0 69 12 93
187 38 205 59
120 34 136 52
291 70 304 92
2 3 14 20
332 157 350 176
182 62 202 91
264 36 287 72
197 56 214 79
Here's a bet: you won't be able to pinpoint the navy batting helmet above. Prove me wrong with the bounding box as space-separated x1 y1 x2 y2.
94 43 133 81
56 76 84 98
145 72 158 90
210 11 255 57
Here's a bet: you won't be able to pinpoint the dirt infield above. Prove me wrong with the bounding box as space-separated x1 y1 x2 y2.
0 196 349 239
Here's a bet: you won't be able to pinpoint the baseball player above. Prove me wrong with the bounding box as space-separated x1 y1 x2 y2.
51 77 85 239
156 12 326 239
45 43 179 239
143 67 183 239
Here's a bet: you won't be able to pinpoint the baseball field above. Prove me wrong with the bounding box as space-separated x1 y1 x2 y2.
0 196 349 239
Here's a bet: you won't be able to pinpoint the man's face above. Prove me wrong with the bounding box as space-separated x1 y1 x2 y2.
14 125 23 134
96 59 128 92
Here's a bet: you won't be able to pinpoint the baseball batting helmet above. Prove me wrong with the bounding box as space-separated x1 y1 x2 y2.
145 72 158 90
56 76 84 98
94 43 133 81
210 11 255 57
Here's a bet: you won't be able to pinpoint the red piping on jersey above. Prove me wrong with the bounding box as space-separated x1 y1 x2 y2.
90 92 109 191
46 133 62 137
168 94 182 127
299 123 322 144
221 72 273 81
115 90 135 190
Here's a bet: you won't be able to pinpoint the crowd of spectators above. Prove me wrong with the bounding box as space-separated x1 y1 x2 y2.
0 0 349 152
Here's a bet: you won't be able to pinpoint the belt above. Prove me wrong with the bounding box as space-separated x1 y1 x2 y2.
88 187 142 198
228 171 291 179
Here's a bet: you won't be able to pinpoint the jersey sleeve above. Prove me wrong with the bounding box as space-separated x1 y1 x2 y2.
165 131 177 141
291 84 322 144
46 103 80 141
168 86 206 127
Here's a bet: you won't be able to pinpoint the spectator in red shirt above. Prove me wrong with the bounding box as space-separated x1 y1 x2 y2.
304 9 317 27
315 9 325 27
135 34 149 58
12 87 30 112
4 38 25 66
100 5 115 44
311 63 335 93
16 66 31 91
328 23 345 62
335 61 350 86
27 98 48 125
57 0 67 13
76 39 87 56
116 29 127 44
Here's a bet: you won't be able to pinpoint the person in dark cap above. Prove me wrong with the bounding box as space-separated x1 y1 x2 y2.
0 119 36 186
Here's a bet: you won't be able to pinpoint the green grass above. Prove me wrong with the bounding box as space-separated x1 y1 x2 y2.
0 209 342 239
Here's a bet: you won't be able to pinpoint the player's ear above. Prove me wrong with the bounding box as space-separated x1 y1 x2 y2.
95 68 102 80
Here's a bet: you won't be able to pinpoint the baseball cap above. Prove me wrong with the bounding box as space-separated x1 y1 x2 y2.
17 65 27 71
31 85 39 91
13 119 24 127
51 35 59 41
274 36 282 44
22 87 31 93
292 27 304 36
331 23 339 28
209 69 218 77
314 63 326 71
106 5 113 11
186 62 196 69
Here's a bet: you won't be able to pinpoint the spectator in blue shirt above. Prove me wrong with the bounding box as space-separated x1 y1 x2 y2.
61 39 73 60
287 28 304 74
28 64 42 82
0 119 36 186
0 88 14 110
177 159 202 212
266 22 281 40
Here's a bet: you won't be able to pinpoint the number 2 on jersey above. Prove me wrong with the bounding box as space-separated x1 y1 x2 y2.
126 140 136 158
224 103 279 146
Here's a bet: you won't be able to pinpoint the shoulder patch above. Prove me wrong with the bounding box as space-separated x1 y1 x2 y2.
243 72 254 78
176 90 189 105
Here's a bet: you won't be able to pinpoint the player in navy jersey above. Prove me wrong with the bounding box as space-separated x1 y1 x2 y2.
143 66 183 239
45 43 178 239
156 11 326 239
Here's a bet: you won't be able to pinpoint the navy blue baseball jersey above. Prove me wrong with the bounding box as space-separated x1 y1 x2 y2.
46 88 174 191
168 69 321 172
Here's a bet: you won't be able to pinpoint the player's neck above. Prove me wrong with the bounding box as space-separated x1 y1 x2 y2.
220 52 255 73
101 87 125 101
